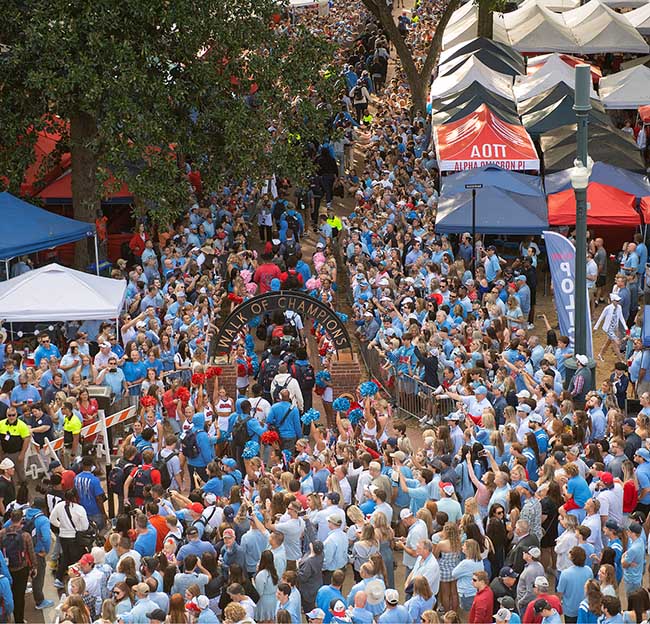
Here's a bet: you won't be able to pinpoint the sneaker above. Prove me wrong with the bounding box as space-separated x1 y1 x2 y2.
527 323 535 329
25 583 32 594
35 600 54 610
53 579 65 589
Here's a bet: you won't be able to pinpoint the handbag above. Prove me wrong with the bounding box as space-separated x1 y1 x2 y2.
64 503 97 551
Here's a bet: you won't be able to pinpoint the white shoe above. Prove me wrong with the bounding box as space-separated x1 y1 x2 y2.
527 323 535 329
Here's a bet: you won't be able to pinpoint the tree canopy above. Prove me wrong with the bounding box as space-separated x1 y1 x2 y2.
0 0 333 244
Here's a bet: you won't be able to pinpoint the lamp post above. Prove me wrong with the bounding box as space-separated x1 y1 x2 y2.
572 64 592 358
465 183 483 278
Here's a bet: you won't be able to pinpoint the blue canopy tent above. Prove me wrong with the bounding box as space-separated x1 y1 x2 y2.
441 164 544 196
0 192 98 274
435 187 549 234
544 162 650 199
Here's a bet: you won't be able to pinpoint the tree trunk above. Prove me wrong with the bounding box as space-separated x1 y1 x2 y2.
411 78 428 117
478 0 494 38
70 111 100 269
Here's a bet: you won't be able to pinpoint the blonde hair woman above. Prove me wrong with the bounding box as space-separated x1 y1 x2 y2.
347 505 367 549
452 539 485 611
435 522 462 612
373 511 395 588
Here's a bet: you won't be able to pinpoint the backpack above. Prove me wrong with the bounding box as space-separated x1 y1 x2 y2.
2 530 27 569
259 357 281 391
152 451 178 489
271 376 292 403
352 84 364 101
130 466 153 499
285 213 300 238
232 415 253 449
284 238 298 259
107 459 135 495
292 362 315 390
22 512 44 541
181 430 200 459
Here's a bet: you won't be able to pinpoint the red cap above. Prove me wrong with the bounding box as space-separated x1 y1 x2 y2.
79 553 94 566
598 472 614 486
187 502 204 514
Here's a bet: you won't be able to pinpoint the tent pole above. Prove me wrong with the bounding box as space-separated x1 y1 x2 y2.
3 260 8 282
93 235 100 276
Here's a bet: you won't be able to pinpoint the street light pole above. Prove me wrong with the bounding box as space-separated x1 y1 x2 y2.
573 64 592 357
465 183 483 279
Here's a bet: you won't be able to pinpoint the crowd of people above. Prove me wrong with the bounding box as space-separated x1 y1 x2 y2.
1 0 650 622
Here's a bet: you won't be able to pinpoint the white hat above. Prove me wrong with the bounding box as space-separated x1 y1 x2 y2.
193 595 210 610
517 404 532 414
610 292 621 301
0 458 14 470
366 579 385 605
384 589 399 605
307 608 326 620
529 413 543 424
576 354 589 365
399 508 413 520
516 390 531 399
496 607 512 621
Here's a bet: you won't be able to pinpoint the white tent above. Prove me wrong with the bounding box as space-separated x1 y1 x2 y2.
519 0 580 12
599 65 650 108
626 2 650 34
563 0 649 53
600 0 647 9
446 2 477 29
514 54 598 101
0 263 126 322
442 11 479 50
430 56 514 100
494 3 581 52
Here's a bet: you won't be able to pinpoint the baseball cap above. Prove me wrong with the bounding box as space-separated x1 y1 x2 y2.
598 471 614 486
193 596 210 610
326 492 341 504
440 482 455 496
516 404 532 414
534 599 552 613
221 457 237 468
516 389 531 399
576 354 588 365
327 514 343 526
534 576 549 588
99 341 111 348
79 553 94 566
527 546 541 559
331 600 347 616
400 508 413 520
629 522 643 534
0 458 14 470
186 526 199 537
146 609 167 622
635 448 650 462
204 493 217 505
499 567 518 579
307 608 326 620
366 579 385 605
495 607 512 622
48 459 62 471
134 582 150 595
390 450 406 462
553 450 567 465
623 417 636 428
605 519 621 531
475 385 488 395
498 596 516 610
187 502 204 514
445 412 461 421
222 528 236 538
223 505 235 521
384 589 399 605
528 413 543 424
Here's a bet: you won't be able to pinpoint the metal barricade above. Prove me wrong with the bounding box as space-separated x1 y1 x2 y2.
390 370 455 427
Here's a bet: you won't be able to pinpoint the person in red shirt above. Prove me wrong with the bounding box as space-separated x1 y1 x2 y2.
49 459 76 491
469 570 495 624
122 449 161 507
145 501 170 552
253 253 281 293
521 577 562 624
128 222 149 260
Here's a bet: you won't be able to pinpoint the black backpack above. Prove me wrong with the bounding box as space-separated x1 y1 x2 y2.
107 459 135 495
152 451 178 489
284 239 298 259
181 431 200 459
285 213 300 238
232 415 253 449
292 362 315 390
352 84 364 100
271 376 292 403
130 466 153 499
259 357 281 391
2 530 27 569
23 512 43 541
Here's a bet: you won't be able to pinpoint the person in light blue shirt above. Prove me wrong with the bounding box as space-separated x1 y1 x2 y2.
622 524 645 591
277 582 302 624
452 540 485 610
557 547 593 617
378 590 410 624
32 335 61 367
133 516 157 558
240 513 269 575
316 574 346 624
396 465 431 514
485 246 501 282
323 517 349 579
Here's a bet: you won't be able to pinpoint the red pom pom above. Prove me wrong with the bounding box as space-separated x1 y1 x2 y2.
206 366 223 379
227 293 243 304
191 373 206 386
140 396 157 408
175 387 190 403
261 430 280 445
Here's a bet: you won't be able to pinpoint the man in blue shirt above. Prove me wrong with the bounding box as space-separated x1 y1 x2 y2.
485 245 502 283
240 512 269 576
377 589 410 624
122 350 148 397
266 390 301 452
622 523 645 591
316 570 346 624
74 456 107 530
277 582 302 624
634 447 650 514
11 374 41 413
133 513 158 557
97 356 128 399
33 334 61 367
322 516 349 584
557 546 593 619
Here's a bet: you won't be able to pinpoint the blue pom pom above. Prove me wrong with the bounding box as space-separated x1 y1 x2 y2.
332 397 351 412
347 408 364 426
248 315 261 328
359 381 379 398
315 370 331 387
242 440 260 459
301 408 321 425
336 312 349 323
282 449 293 462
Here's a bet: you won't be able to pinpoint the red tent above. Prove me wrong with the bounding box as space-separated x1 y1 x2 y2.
433 104 540 172
548 182 640 226
639 105 650 123
639 196 650 222
36 170 131 204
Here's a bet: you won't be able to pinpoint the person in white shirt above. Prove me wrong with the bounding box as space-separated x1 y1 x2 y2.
49 491 89 588
271 364 304 411
249 388 271 424
594 472 624 526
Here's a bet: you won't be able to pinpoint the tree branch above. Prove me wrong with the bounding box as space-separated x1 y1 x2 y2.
419 0 461 83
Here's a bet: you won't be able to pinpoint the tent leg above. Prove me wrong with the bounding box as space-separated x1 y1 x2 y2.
3 260 8 282
93 235 100 276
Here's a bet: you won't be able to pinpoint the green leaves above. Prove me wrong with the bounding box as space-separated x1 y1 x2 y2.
0 0 332 227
